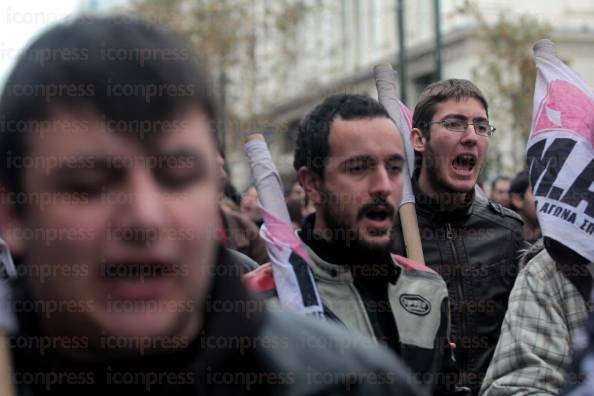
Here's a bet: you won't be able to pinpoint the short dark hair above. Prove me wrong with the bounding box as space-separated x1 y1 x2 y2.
412 79 488 139
509 171 529 198
492 175 512 191
0 16 217 201
293 94 390 176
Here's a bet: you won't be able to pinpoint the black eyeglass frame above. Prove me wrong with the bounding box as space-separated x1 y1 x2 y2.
427 118 496 137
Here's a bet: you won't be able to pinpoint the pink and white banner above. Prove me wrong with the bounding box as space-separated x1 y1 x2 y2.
259 208 324 317
245 138 324 317
528 39 594 262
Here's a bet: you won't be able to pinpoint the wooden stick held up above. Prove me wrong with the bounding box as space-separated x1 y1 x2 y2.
374 64 425 263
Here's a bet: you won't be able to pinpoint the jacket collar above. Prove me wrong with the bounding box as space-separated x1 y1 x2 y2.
297 214 398 284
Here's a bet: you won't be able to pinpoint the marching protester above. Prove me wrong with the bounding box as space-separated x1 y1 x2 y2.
480 39 594 396
240 186 263 227
216 153 268 265
392 79 525 394
508 170 541 244
489 176 511 208
246 94 451 394
0 16 424 395
480 239 591 396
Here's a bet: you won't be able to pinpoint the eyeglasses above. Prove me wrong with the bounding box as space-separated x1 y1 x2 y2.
428 118 496 137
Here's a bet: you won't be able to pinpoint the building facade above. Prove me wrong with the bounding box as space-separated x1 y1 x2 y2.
79 0 594 191
225 0 594 191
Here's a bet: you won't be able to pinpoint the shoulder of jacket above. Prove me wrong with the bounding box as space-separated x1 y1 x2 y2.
519 238 546 266
226 248 259 272
521 247 556 276
258 311 422 395
516 249 575 296
474 197 524 228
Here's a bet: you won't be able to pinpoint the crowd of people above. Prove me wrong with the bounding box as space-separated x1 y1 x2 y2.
0 14 591 396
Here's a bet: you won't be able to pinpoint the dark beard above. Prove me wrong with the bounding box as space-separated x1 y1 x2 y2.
424 143 458 194
319 188 395 262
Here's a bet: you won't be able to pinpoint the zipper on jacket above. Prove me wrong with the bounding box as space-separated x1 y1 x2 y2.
445 223 467 374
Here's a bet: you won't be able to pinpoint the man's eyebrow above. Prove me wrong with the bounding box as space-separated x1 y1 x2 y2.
340 155 374 165
386 154 404 162
49 149 207 173
50 155 109 170
155 148 206 166
44 154 114 178
443 113 488 121
157 148 203 158
45 156 119 179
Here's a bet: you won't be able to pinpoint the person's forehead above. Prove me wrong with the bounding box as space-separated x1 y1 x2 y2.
327 117 403 158
27 107 216 159
496 180 511 188
433 97 487 119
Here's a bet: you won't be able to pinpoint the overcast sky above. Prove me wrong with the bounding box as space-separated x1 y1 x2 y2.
0 0 79 90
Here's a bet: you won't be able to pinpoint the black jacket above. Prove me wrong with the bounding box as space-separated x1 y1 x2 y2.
10 247 424 396
393 183 524 395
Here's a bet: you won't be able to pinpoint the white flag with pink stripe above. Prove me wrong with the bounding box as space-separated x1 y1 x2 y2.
244 137 325 317
528 39 594 262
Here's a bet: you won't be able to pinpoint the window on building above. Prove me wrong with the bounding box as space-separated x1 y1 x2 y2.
413 72 435 100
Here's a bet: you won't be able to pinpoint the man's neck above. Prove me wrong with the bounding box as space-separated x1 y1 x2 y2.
417 170 472 209
304 214 390 267
523 220 541 242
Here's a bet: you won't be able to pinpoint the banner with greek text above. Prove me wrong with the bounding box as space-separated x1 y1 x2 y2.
529 39 594 262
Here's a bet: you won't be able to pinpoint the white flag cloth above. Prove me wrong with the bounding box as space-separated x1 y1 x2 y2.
529 39 594 263
244 138 324 317
374 65 415 205
0 237 16 332
259 208 324 316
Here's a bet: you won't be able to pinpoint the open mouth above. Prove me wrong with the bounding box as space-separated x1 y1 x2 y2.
452 154 477 172
363 206 394 224
103 261 173 281
100 260 179 300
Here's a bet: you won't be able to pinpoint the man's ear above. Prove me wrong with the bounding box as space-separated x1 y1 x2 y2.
297 166 322 206
0 190 25 257
411 128 427 153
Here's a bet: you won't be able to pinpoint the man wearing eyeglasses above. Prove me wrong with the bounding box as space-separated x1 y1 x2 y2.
392 79 524 395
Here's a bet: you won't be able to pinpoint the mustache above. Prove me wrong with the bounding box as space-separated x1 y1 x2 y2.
356 200 396 221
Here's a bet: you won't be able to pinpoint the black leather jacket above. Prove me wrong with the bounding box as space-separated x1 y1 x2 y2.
393 183 524 395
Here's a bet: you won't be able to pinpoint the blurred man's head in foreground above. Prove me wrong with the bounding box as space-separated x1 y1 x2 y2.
0 16 221 358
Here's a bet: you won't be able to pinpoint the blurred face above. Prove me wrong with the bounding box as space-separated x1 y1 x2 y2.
12 108 219 357
311 117 404 252
523 187 537 224
289 182 306 204
491 179 511 207
240 186 261 223
413 97 489 196
512 187 538 225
